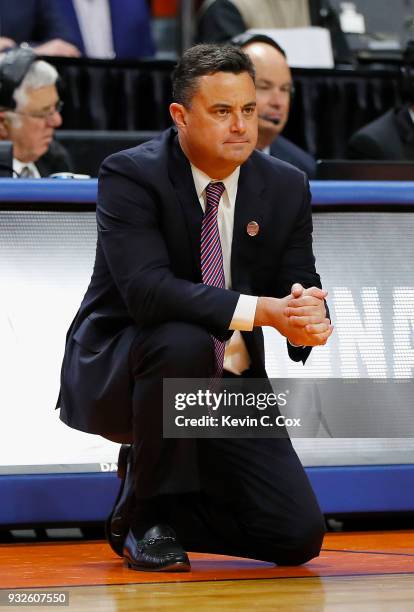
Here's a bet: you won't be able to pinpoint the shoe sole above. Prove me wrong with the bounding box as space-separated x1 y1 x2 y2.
105 444 132 557
124 559 191 572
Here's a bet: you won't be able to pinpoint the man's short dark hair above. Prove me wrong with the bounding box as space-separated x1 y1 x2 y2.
172 44 255 107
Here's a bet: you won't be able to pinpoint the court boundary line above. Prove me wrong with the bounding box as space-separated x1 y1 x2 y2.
2 571 414 591
322 548 414 557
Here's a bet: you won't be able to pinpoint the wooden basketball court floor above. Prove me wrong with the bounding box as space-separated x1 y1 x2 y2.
1 531 414 610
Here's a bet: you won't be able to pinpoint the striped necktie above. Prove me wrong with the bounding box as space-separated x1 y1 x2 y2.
20 165 35 178
201 181 226 378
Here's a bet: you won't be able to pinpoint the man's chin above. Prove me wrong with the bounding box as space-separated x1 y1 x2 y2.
222 143 255 163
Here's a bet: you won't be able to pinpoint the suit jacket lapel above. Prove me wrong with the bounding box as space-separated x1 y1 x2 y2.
231 155 266 294
168 131 203 279
167 134 268 290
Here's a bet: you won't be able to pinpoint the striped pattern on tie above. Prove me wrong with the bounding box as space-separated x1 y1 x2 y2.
20 165 35 178
201 181 226 378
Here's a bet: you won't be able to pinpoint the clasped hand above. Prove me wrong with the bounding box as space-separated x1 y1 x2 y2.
283 283 333 347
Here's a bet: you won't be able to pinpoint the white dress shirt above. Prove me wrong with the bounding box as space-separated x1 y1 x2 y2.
72 0 115 58
13 158 40 178
190 164 258 374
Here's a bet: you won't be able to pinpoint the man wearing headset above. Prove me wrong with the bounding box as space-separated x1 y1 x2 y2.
0 48 71 178
233 33 316 178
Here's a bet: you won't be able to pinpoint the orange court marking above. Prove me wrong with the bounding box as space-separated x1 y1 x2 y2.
0 531 413 590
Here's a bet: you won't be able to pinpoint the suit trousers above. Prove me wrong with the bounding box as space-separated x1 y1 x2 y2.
128 321 325 565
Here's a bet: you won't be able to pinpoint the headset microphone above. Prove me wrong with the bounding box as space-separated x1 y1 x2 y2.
258 115 281 125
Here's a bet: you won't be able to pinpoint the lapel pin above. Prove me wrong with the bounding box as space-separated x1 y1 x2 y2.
246 221 260 237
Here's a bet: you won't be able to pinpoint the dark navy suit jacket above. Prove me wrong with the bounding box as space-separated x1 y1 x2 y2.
0 0 73 46
60 0 155 58
35 140 72 176
58 128 322 437
270 135 316 179
347 105 414 161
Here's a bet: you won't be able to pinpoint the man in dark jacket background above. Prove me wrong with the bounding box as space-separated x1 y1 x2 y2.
348 42 414 161
0 49 71 177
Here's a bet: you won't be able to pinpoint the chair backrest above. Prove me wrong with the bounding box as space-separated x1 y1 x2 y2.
55 130 161 177
316 159 414 180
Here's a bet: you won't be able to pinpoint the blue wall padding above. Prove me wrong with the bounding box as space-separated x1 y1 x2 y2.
1 465 413 525
0 179 414 206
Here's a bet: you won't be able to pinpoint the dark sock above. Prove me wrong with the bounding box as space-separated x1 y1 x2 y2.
130 497 165 539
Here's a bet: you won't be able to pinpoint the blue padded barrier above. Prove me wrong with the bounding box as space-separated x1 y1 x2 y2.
1 465 414 526
310 181 414 206
1 473 119 525
307 465 414 514
0 179 414 206
0 179 98 203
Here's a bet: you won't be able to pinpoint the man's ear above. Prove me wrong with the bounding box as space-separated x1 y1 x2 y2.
0 112 10 139
169 102 187 128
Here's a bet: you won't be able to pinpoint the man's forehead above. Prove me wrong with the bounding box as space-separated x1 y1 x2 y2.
195 71 255 99
21 84 58 108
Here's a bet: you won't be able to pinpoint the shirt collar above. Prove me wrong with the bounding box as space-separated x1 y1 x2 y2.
409 106 414 126
190 163 240 205
13 158 40 178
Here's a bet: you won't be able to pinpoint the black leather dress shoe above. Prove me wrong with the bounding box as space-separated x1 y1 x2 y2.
123 524 191 572
105 444 135 557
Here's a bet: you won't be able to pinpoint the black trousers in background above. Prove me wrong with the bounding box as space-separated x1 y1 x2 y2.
128 322 325 565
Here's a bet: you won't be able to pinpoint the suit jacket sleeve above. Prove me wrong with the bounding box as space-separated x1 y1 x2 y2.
97 151 240 340
33 0 76 44
347 132 387 160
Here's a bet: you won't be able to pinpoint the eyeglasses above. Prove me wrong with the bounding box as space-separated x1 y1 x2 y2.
12 100 64 120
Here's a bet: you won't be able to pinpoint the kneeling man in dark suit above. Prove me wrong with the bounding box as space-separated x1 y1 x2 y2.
57 43 333 572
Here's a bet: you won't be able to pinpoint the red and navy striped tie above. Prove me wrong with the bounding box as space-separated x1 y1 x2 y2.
201 181 226 378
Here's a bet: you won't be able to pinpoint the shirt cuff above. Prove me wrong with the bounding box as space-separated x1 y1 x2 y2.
229 295 258 331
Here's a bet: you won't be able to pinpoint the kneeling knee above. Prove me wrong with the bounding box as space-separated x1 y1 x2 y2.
274 515 326 566
245 513 326 566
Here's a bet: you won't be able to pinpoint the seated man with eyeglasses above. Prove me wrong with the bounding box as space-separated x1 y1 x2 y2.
0 49 71 178
233 33 316 179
